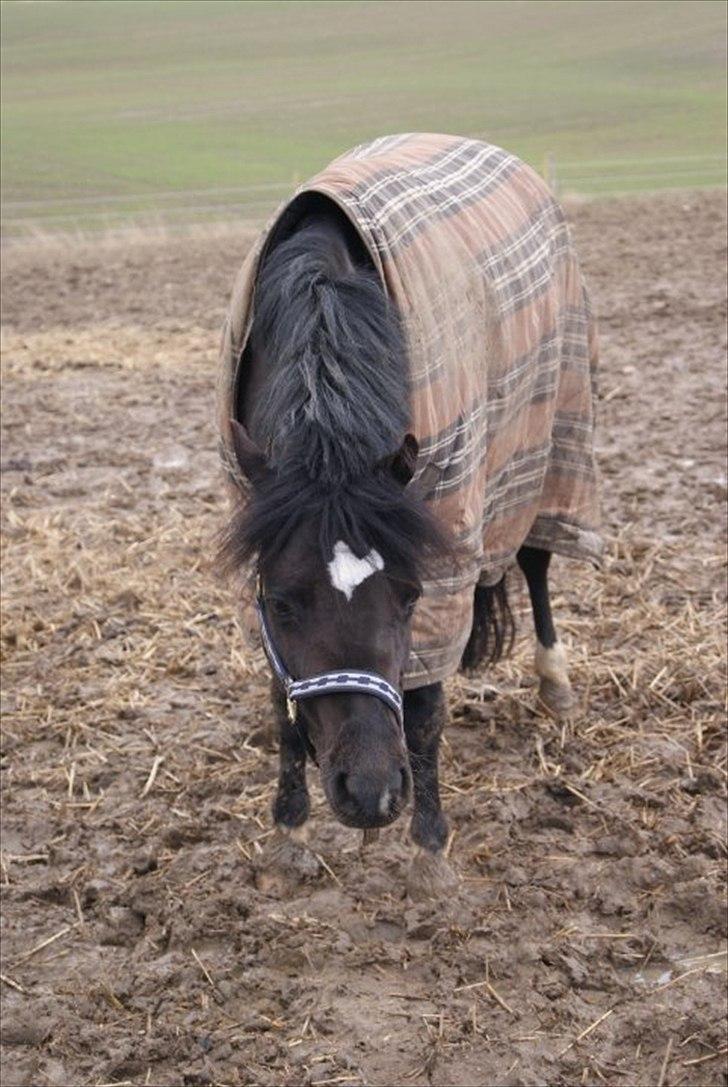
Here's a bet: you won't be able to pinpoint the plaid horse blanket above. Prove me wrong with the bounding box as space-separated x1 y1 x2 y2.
219 133 602 688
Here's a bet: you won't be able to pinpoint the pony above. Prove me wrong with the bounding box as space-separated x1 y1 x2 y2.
218 135 601 891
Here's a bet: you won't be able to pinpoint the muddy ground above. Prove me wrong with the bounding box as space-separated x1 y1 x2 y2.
1 191 726 1087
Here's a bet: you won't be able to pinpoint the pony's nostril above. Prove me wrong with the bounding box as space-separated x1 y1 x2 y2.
330 762 408 825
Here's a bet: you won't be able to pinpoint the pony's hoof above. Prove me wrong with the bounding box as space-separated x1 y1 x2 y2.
254 825 320 896
537 677 578 722
406 848 459 901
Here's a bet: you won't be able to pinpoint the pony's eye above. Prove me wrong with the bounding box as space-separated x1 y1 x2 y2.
267 597 297 624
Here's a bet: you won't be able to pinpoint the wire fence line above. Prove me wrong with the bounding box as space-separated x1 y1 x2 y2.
1 198 284 226
5 154 722 210
545 153 726 196
1 181 295 210
2 153 725 239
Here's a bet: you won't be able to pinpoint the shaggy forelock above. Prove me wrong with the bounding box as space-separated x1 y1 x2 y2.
219 467 453 585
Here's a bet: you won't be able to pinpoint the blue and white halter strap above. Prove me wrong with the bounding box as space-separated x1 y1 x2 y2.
255 596 404 729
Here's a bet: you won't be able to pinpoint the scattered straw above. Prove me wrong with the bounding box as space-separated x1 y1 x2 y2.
140 755 164 798
559 1007 614 1056
72 886 84 925
12 923 79 965
657 1036 674 1087
454 977 516 1015
191 948 216 990
0 973 27 993
683 1047 728 1067
313 852 342 887
482 979 516 1016
652 968 708 994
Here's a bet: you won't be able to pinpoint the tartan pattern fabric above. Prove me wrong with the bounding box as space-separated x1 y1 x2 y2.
219 133 602 688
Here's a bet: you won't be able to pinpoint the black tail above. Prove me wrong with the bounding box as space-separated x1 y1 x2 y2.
459 576 515 671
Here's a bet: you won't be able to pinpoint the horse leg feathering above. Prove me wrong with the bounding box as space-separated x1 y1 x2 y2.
270 678 311 830
403 683 459 898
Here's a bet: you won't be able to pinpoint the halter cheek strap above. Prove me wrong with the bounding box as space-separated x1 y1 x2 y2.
255 597 404 733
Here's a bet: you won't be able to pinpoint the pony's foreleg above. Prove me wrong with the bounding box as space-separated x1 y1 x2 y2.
517 545 577 720
271 679 310 831
404 683 458 898
255 680 317 894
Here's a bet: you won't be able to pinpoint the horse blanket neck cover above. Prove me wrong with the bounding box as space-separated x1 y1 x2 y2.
219 133 602 690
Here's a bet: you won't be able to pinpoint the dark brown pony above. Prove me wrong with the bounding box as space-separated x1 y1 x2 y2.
220 194 574 883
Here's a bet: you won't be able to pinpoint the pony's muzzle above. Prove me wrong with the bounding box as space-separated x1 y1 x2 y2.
323 717 412 828
331 763 410 828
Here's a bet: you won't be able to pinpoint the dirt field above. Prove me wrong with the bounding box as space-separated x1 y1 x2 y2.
1 191 726 1087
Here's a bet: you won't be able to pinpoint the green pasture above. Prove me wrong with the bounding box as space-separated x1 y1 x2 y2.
1 0 726 237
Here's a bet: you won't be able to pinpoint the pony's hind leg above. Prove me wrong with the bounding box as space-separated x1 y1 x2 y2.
404 683 458 899
517 545 577 721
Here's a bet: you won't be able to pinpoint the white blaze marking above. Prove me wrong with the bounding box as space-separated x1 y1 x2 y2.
378 788 391 817
327 540 384 602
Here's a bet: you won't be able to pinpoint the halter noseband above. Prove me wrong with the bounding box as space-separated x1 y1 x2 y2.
255 594 404 743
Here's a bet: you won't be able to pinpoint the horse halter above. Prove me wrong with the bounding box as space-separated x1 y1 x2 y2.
255 593 404 743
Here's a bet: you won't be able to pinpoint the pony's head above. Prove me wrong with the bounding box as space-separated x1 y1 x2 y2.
222 422 451 829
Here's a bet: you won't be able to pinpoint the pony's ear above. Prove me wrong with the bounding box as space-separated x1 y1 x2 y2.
229 419 270 486
380 433 419 488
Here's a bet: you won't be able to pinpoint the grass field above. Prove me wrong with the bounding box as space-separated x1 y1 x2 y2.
1 0 726 236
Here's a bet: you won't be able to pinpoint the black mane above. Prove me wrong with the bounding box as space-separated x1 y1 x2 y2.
222 214 454 580
248 223 409 484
